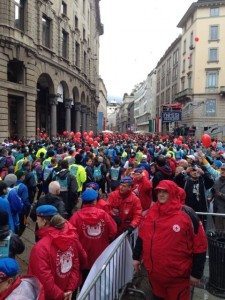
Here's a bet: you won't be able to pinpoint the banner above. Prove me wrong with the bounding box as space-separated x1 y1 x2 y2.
78 233 133 300
161 110 182 123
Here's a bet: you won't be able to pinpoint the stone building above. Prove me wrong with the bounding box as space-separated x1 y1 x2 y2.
133 70 157 133
106 101 120 131
97 77 107 132
155 36 181 133
117 93 134 133
0 0 103 140
175 0 225 137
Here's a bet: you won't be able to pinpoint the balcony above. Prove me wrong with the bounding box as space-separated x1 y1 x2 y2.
219 86 225 96
174 88 193 101
205 87 218 94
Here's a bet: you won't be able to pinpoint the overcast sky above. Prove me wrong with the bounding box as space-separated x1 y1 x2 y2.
99 0 195 102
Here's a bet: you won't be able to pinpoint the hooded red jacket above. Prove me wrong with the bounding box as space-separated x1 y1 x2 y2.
69 205 117 269
28 222 87 300
108 190 142 235
139 180 207 281
133 175 152 210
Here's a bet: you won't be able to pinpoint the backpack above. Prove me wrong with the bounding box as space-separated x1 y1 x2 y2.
43 165 53 181
55 174 69 192
93 165 102 181
70 165 79 178
0 232 11 258
0 156 6 170
5 156 13 168
110 166 120 181
182 205 199 234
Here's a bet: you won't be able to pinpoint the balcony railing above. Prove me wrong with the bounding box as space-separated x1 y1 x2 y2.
174 88 193 101
220 86 225 96
205 87 218 94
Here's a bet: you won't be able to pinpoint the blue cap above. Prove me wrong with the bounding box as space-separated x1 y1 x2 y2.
0 258 20 282
133 166 145 173
120 176 133 186
36 205 58 217
86 182 100 191
82 189 98 202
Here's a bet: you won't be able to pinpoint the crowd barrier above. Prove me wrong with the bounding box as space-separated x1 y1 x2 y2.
77 230 138 300
78 213 225 300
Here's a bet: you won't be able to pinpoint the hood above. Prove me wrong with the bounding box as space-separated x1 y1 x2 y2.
37 222 77 251
77 205 105 225
156 164 172 177
178 187 186 205
154 180 182 216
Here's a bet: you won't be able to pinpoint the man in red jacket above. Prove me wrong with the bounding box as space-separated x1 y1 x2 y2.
69 189 117 281
133 180 207 300
28 205 87 300
108 176 142 236
131 167 152 214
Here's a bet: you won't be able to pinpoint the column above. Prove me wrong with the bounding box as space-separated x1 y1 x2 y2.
65 98 73 132
49 95 58 138
81 104 87 132
74 102 81 132
86 107 91 131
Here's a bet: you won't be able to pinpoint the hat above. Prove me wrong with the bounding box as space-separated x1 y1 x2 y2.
36 205 58 217
213 160 222 169
4 174 17 187
133 167 144 174
142 155 147 160
120 176 133 186
86 182 100 191
15 170 25 179
221 163 225 169
186 155 196 161
0 258 19 282
82 189 98 202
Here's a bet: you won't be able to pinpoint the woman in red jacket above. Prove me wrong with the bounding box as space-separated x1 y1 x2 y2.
28 205 87 300
133 180 207 300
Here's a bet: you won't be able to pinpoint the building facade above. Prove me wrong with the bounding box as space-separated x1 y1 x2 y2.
175 0 225 137
0 0 103 140
117 94 134 132
106 102 120 131
155 36 181 133
127 101 134 132
98 77 107 132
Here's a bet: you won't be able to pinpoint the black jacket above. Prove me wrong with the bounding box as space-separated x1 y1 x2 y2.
0 226 25 258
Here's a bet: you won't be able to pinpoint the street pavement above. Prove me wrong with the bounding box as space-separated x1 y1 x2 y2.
18 219 220 300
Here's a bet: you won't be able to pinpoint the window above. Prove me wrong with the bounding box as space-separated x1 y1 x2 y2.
188 74 192 89
183 39 186 54
173 49 179 66
206 71 218 88
166 57 171 70
75 42 80 67
166 72 171 86
14 0 25 30
62 30 68 58
83 51 87 74
189 53 192 67
209 48 218 62
182 59 185 72
61 1 67 15
181 78 185 91
7 60 24 83
210 7 219 17
190 31 193 47
42 15 51 48
83 0 86 15
210 25 219 40
83 28 86 40
75 16 78 29
205 99 216 117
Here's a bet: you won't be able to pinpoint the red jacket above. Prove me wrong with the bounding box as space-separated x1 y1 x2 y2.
108 190 142 235
96 198 110 213
133 176 152 210
28 222 87 300
69 205 117 269
139 180 207 280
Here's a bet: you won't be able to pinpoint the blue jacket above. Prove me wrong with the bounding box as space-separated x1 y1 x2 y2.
0 195 15 231
7 188 24 232
16 181 31 213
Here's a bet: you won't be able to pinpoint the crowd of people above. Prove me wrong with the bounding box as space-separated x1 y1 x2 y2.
0 131 224 299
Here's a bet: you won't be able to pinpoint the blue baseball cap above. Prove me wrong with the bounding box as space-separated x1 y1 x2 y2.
36 205 58 217
133 166 145 174
82 189 98 202
120 176 133 186
86 182 100 191
0 258 20 282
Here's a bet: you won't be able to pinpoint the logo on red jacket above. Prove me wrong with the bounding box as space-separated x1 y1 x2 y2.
82 220 105 239
172 224 181 232
56 247 74 277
